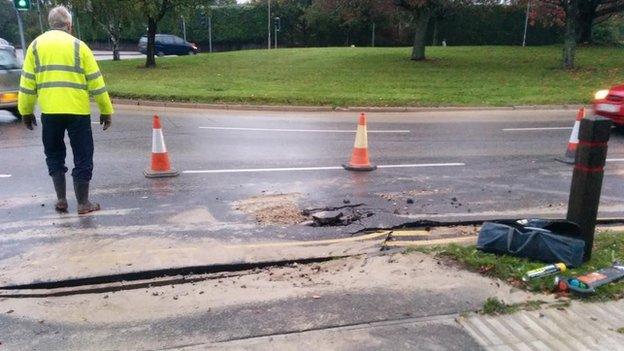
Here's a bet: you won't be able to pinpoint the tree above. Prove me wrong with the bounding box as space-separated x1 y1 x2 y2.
65 0 136 61
530 0 624 67
306 0 397 46
394 0 458 61
577 0 624 43
530 0 581 68
136 0 212 68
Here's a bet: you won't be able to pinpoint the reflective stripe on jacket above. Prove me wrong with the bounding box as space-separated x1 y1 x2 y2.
18 30 114 116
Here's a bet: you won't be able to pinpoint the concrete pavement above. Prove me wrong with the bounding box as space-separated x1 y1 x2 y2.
0 250 536 350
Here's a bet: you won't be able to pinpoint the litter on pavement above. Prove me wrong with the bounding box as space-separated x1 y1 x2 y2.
477 219 586 267
554 262 624 295
522 263 567 282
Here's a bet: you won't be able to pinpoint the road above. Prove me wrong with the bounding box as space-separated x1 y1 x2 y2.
1 105 624 286
1 105 624 349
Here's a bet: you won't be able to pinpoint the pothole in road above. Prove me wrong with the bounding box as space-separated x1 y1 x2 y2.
233 193 373 227
233 193 306 225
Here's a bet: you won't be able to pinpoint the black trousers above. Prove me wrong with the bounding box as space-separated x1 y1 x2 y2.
41 114 94 183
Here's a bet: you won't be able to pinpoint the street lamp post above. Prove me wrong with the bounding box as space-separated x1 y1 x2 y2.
522 0 531 47
181 15 187 41
267 0 271 49
11 3 27 55
371 23 376 47
35 0 43 33
208 16 212 53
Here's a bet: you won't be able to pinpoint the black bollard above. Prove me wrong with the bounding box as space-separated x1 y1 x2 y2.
566 115 612 261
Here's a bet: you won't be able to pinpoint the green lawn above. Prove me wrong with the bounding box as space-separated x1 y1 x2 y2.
427 230 624 301
100 46 624 107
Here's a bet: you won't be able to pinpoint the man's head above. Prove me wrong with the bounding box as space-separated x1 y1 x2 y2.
48 6 72 33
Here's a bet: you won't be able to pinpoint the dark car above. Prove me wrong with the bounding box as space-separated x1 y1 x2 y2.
138 34 198 56
0 42 21 118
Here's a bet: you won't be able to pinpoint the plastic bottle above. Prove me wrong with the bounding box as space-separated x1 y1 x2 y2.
522 263 567 281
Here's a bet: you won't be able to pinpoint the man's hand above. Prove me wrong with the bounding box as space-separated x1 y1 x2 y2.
100 114 112 131
23 114 37 130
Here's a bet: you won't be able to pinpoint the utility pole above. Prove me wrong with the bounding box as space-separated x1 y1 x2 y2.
522 0 531 47
267 0 271 49
371 23 376 47
35 0 43 33
180 16 187 41
12 2 27 55
73 10 82 39
208 16 212 53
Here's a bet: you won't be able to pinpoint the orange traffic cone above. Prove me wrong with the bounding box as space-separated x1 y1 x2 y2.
557 108 585 164
144 115 179 178
343 113 377 171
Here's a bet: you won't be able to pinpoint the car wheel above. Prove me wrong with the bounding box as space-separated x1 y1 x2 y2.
8 107 21 119
188 51 196 56
157 51 165 57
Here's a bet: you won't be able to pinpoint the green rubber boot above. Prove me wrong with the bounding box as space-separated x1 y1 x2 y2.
51 172 68 212
74 181 101 215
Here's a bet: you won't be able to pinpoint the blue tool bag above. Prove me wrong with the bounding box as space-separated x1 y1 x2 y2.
477 219 586 267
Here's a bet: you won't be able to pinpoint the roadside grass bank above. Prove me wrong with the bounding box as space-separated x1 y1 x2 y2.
100 46 624 107
417 230 624 301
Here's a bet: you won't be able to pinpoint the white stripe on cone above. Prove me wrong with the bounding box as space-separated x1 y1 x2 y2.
569 120 580 144
354 125 368 148
152 129 168 153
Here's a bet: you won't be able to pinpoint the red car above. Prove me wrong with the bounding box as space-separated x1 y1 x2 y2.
593 86 624 128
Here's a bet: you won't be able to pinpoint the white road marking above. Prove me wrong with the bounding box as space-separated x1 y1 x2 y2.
378 163 465 169
607 158 624 162
0 174 12 178
502 127 573 131
199 126 410 133
183 163 465 174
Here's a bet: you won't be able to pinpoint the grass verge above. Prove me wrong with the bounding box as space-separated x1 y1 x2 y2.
100 46 624 107
423 231 624 301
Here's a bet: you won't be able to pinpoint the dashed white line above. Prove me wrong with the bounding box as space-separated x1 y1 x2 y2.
502 127 573 131
183 163 465 175
199 126 410 133
0 174 12 178
607 158 624 162
378 163 465 169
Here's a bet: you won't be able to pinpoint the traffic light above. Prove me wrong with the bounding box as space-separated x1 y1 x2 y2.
199 13 208 28
274 17 281 32
14 0 31 11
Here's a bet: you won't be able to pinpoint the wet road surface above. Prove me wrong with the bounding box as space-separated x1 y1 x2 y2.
1 105 624 285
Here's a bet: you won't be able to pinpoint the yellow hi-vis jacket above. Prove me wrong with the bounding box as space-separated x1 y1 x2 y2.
18 30 114 116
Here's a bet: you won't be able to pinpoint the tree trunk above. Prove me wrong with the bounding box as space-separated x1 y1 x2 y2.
563 0 579 69
576 10 594 44
411 9 431 60
111 24 121 61
146 16 157 68
111 38 121 61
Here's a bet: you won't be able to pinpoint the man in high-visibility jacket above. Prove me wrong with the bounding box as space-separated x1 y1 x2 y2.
18 5 113 214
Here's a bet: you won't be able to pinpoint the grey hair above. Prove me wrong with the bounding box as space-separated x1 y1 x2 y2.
48 6 73 31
